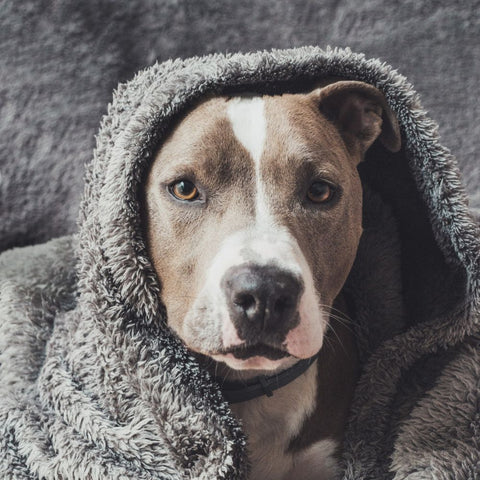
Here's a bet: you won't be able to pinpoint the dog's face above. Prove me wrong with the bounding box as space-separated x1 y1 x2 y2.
144 81 400 372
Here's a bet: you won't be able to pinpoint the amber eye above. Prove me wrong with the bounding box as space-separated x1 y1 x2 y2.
307 181 335 203
169 180 199 201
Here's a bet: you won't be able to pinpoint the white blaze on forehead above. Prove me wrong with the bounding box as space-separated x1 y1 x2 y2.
227 96 275 226
227 97 266 165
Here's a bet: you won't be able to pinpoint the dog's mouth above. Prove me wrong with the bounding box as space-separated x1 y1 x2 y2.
220 343 291 360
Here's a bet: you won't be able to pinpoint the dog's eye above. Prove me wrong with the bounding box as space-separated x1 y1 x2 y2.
169 180 199 201
307 181 335 204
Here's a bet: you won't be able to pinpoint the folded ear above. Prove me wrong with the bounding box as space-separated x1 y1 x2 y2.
311 81 401 157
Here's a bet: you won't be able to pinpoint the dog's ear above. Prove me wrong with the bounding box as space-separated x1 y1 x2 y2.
311 81 401 157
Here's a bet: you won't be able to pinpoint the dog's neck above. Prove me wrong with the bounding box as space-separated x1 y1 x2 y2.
203 297 358 480
230 355 321 480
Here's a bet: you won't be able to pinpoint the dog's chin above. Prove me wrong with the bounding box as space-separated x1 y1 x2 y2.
211 345 294 371
212 353 293 371
227 344 290 360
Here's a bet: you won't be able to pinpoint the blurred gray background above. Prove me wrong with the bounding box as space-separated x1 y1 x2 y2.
1 0 479 252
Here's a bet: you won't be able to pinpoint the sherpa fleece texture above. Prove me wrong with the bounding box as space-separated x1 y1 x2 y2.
1 47 479 479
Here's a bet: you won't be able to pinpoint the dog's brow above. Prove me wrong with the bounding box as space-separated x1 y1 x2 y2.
301 149 344 160
289 155 342 177
153 164 198 183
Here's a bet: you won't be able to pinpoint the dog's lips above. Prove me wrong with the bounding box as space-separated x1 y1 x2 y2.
219 343 291 360
211 350 294 372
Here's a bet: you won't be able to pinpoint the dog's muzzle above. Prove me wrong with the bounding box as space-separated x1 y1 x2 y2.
182 227 326 368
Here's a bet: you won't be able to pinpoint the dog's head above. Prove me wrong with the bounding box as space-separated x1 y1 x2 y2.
144 81 400 372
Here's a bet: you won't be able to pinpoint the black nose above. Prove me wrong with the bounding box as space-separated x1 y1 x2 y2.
222 264 303 342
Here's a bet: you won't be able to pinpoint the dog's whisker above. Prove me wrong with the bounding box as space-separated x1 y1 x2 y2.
325 313 357 337
323 335 334 352
328 315 357 335
220 369 234 386
326 324 349 355
319 303 354 323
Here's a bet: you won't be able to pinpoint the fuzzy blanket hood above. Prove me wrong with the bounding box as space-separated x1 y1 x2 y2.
1 47 479 479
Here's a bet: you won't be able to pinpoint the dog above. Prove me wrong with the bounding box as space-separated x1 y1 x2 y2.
143 80 401 479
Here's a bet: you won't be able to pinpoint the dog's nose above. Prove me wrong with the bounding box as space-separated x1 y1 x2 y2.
222 265 303 336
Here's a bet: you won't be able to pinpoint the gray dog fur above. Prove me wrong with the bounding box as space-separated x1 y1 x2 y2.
0 46 479 479
1 1 479 253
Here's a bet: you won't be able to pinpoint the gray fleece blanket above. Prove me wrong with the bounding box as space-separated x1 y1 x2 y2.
1 47 480 479
1 1 479 253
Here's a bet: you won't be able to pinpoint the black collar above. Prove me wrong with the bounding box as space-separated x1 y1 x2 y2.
216 354 319 404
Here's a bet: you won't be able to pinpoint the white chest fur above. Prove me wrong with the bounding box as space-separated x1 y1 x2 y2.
230 361 341 480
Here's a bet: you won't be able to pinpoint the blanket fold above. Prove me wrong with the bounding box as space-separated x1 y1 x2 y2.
1 46 479 479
